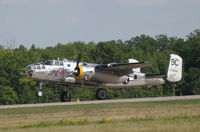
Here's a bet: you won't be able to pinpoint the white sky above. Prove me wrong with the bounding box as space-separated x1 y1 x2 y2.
0 0 200 48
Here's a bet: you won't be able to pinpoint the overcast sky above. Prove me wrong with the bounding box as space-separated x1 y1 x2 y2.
0 0 200 48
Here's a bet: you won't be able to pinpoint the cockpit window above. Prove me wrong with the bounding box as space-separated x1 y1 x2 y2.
42 65 45 69
60 61 63 66
45 60 54 65
55 60 59 65
37 65 40 69
32 65 36 69
44 60 64 66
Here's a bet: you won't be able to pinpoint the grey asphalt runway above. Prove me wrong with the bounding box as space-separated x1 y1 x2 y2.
0 95 200 109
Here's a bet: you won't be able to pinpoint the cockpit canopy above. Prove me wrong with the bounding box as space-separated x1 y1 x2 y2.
44 60 63 66
25 63 45 71
44 60 53 65
25 60 64 71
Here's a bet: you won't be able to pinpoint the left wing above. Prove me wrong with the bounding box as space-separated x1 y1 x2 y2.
95 62 151 76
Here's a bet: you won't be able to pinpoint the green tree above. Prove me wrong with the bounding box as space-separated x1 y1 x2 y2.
0 85 18 105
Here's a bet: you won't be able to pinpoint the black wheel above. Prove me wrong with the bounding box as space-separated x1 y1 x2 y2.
96 88 107 100
60 91 71 102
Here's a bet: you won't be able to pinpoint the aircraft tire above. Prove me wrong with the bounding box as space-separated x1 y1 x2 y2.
36 90 43 97
60 91 71 102
96 88 107 100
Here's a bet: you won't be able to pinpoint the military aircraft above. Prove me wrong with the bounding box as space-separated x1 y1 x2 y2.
25 54 182 102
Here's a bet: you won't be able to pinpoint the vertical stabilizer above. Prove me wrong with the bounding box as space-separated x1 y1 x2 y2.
166 54 182 82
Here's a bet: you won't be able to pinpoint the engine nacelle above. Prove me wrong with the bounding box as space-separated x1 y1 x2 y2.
64 77 76 83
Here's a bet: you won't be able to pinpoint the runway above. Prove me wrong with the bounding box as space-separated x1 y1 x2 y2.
1 95 200 109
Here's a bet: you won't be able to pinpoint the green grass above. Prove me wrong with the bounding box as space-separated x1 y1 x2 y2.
1 99 200 132
2 114 200 130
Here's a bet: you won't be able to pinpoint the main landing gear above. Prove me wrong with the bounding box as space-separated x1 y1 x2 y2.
60 91 71 102
60 88 107 102
36 82 107 102
96 88 107 100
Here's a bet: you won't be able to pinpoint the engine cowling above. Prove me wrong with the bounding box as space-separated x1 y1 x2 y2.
73 65 84 79
73 65 95 80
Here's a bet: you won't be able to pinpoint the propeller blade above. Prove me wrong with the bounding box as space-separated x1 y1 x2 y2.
73 53 82 79
76 53 81 67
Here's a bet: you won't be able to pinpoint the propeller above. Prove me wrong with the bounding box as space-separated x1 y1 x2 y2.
76 53 81 67
73 53 83 79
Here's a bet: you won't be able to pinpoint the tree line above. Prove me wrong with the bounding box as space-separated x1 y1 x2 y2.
0 30 200 105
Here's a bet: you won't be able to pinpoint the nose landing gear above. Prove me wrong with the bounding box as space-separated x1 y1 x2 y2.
37 90 43 97
37 81 43 97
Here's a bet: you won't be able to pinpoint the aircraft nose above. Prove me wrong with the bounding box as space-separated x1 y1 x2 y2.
25 65 33 77
25 65 32 71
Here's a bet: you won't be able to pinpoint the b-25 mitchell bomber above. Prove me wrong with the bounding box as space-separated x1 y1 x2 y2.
25 54 182 102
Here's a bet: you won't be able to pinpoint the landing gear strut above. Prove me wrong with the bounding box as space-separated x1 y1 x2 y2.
60 91 71 102
96 88 107 100
37 81 43 97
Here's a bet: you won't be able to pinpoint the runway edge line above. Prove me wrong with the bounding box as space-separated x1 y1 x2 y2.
1 95 200 109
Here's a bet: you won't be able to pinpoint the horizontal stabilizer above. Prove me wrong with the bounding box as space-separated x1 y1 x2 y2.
146 74 166 78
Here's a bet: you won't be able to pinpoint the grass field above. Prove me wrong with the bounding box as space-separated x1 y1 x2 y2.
1 99 200 132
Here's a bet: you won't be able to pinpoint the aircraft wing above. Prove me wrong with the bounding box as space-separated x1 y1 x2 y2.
95 62 152 76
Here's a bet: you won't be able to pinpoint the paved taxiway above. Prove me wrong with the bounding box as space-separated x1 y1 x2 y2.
1 95 200 109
